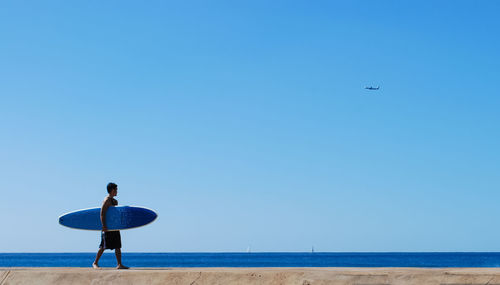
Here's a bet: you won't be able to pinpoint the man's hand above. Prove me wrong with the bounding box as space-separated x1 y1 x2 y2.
102 226 108 232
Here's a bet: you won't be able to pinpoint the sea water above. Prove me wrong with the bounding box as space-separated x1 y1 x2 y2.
1 252 500 267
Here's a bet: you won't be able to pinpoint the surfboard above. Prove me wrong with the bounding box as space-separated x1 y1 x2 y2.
59 206 157 231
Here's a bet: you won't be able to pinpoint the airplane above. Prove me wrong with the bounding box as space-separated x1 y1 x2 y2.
365 86 380 90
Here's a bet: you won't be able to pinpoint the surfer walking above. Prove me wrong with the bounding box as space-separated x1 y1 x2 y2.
93 182 129 269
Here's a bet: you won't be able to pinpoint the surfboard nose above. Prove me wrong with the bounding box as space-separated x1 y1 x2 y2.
144 208 157 221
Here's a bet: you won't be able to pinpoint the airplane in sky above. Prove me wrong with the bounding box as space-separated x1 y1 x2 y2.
365 86 380 90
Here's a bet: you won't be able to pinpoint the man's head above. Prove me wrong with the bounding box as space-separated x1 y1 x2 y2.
107 182 118 196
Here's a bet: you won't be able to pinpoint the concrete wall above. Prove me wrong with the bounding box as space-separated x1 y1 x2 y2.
3 267 500 285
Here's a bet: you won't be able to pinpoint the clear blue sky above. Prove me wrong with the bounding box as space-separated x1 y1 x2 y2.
1 0 499 252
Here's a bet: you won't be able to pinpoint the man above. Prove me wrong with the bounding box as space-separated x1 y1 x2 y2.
92 182 129 269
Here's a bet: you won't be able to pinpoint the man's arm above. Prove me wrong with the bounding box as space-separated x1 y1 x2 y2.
100 198 112 232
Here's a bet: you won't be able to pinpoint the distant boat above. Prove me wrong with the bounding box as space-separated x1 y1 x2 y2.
247 245 251 253
311 246 315 253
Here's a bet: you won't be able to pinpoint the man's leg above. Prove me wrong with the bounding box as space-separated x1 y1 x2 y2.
93 247 104 268
115 248 129 269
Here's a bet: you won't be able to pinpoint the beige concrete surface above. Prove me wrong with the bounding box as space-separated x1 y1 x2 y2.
2 267 500 284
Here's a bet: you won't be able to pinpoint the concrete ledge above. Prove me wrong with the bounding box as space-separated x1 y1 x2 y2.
3 267 500 284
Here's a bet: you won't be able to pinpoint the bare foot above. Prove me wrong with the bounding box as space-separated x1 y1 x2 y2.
92 263 100 269
116 264 129 270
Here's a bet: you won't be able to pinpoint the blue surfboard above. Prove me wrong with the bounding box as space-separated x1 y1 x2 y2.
59 206 157 231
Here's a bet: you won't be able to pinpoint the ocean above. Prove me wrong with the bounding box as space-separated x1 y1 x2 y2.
1 252 500 267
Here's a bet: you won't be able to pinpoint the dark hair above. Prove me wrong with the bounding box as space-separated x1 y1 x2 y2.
107 182 118 194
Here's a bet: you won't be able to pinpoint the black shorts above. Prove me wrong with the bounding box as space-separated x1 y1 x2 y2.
99 231 121 250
